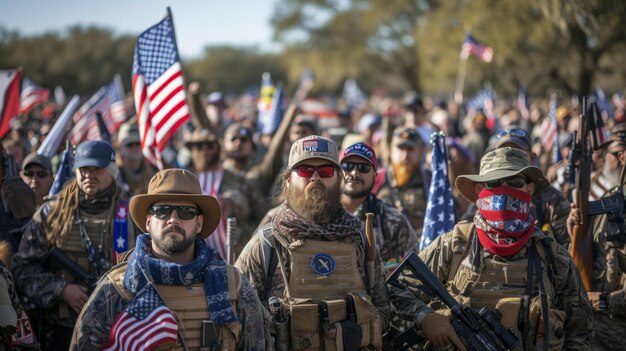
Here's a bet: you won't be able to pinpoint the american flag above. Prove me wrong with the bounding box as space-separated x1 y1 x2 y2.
20 78 49 115
133 8 190 168
48 147 74 197
466 88 498 131
547 93 562 162
420 132 455 250
588 98 608 150
595 87 614 121
460 33 494 63
69 77 126 145
102 286 177 351
517 83 530 120
0 68 21 140
257 72 275 133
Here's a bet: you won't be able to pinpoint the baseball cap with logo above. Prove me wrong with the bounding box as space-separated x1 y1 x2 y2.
74 140 116 169
340 142 377 168
392 127 422 148
288 135 340 169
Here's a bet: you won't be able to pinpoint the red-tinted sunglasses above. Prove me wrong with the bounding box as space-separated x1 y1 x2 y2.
293 164 337 178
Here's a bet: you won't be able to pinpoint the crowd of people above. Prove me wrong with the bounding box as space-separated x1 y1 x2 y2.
0 81 625 351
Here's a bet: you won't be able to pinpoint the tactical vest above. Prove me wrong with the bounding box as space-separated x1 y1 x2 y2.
108 263 242 351
447 223 565 351
262 226 382 351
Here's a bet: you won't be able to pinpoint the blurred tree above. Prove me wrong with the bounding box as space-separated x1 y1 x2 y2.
0 26 134 96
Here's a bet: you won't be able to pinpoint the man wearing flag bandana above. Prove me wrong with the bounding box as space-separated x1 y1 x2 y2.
70 169 270 350
12 140 136 351
393 147 592 350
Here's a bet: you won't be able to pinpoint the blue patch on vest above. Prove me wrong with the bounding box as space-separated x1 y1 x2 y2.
311 253 335 276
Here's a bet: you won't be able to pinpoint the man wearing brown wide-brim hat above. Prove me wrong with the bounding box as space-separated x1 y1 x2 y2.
393 147 592 350
70 169 272 350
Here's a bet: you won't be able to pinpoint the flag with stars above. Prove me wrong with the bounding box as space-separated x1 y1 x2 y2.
102 285 177 351
133 7 190 169
113 201 129 254
420 132 455 250
48 146 74 197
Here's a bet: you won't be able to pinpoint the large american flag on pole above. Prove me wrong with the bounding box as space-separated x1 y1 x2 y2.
102 286 177 351
541 92 560 162
20 78 49 115
68 77 126 145
420 132 455 250
133 7 189 168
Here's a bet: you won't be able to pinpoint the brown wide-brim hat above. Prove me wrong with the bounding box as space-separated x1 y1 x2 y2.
455 147 549 203
129 169 221 238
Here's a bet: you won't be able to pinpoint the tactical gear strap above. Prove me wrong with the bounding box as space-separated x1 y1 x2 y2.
447 222 474 282
75 209 114 278
532 244 550 350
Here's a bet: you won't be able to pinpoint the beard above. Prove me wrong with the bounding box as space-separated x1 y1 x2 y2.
285 181 342 223
343 175 374 199
153 225 195 254
392 162 416 187
603 161 622 188
194 151 221 171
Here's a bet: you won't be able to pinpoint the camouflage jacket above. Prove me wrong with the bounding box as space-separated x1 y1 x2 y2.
69 260 271 351
391 226 593 350
460 185 571 247
375 168 427 242
235 218 391 330
351 193 419 263
10 186 134 328
591 185 626 317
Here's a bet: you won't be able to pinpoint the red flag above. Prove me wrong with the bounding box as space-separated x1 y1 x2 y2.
0 68 22 140
132 8 189 169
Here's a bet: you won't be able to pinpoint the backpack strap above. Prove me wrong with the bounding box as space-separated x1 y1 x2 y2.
259 223 279 301
447 221 475 281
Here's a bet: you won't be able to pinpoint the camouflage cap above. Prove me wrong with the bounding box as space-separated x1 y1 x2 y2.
288 135 340 169
455 147 549 202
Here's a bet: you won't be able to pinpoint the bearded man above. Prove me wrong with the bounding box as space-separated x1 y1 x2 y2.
376 127 427 242
236 135 390 351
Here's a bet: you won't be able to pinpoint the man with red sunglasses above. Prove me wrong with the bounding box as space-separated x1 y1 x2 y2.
236 135 389 350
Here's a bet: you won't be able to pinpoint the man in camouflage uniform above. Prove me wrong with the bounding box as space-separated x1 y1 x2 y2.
236 135 390 350
185 128 262 257
392 147 593 350
70 169 271 350
11 140 136 351
115 120 157 197
376 127 427 241
461 127 572 247
340 142 418 266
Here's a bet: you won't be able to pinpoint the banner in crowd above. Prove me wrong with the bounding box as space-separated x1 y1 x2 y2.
133 7 189 169
20 77 49 115
0 68 22 140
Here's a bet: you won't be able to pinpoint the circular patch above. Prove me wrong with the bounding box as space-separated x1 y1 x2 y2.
311 253 335 276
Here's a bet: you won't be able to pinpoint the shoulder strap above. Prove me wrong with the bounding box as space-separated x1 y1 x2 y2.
107 262 134 302
447 222 475 281
259 223 279 301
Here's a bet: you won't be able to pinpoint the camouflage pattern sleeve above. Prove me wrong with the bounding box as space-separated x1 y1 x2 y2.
380 204 419 261
542 186 572 247
235 234 269 303
371 251 391 330
11 205 69 309
235 274 273 350
551 244 594 350
70 277 127 351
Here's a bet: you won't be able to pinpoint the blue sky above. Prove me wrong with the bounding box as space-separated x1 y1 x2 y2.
1 0 279 59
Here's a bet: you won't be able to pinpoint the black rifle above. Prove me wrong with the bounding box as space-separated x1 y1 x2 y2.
387 251 519 351
587 192 626 244
45 247 98 292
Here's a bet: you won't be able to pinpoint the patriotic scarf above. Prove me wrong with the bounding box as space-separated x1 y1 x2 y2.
124 234 238 324
198 169 227 258
474 187 534 257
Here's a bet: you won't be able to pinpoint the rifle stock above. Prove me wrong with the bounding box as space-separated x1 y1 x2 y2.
570 97 594 291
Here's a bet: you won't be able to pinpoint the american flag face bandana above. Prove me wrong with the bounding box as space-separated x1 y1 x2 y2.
474 186 534 257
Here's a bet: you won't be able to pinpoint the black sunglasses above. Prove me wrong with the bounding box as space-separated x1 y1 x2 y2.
148 205 201 220
484 176 528 189
22 170 50 178
341 162 372 174
191 141 217 149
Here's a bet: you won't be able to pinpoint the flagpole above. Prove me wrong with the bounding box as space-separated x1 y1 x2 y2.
454 56 468 105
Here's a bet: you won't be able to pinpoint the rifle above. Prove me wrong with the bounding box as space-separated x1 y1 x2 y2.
45 247 98 292
387 251 519 351
569 97 594 291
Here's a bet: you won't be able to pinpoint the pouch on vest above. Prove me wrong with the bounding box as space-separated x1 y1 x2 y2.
320 299 347 351
348 291 382 350
495 297 521 330
530 297 565 350
290 303 319 350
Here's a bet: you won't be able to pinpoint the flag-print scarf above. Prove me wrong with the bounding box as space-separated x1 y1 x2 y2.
124 234 238 324
474 187 534 257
